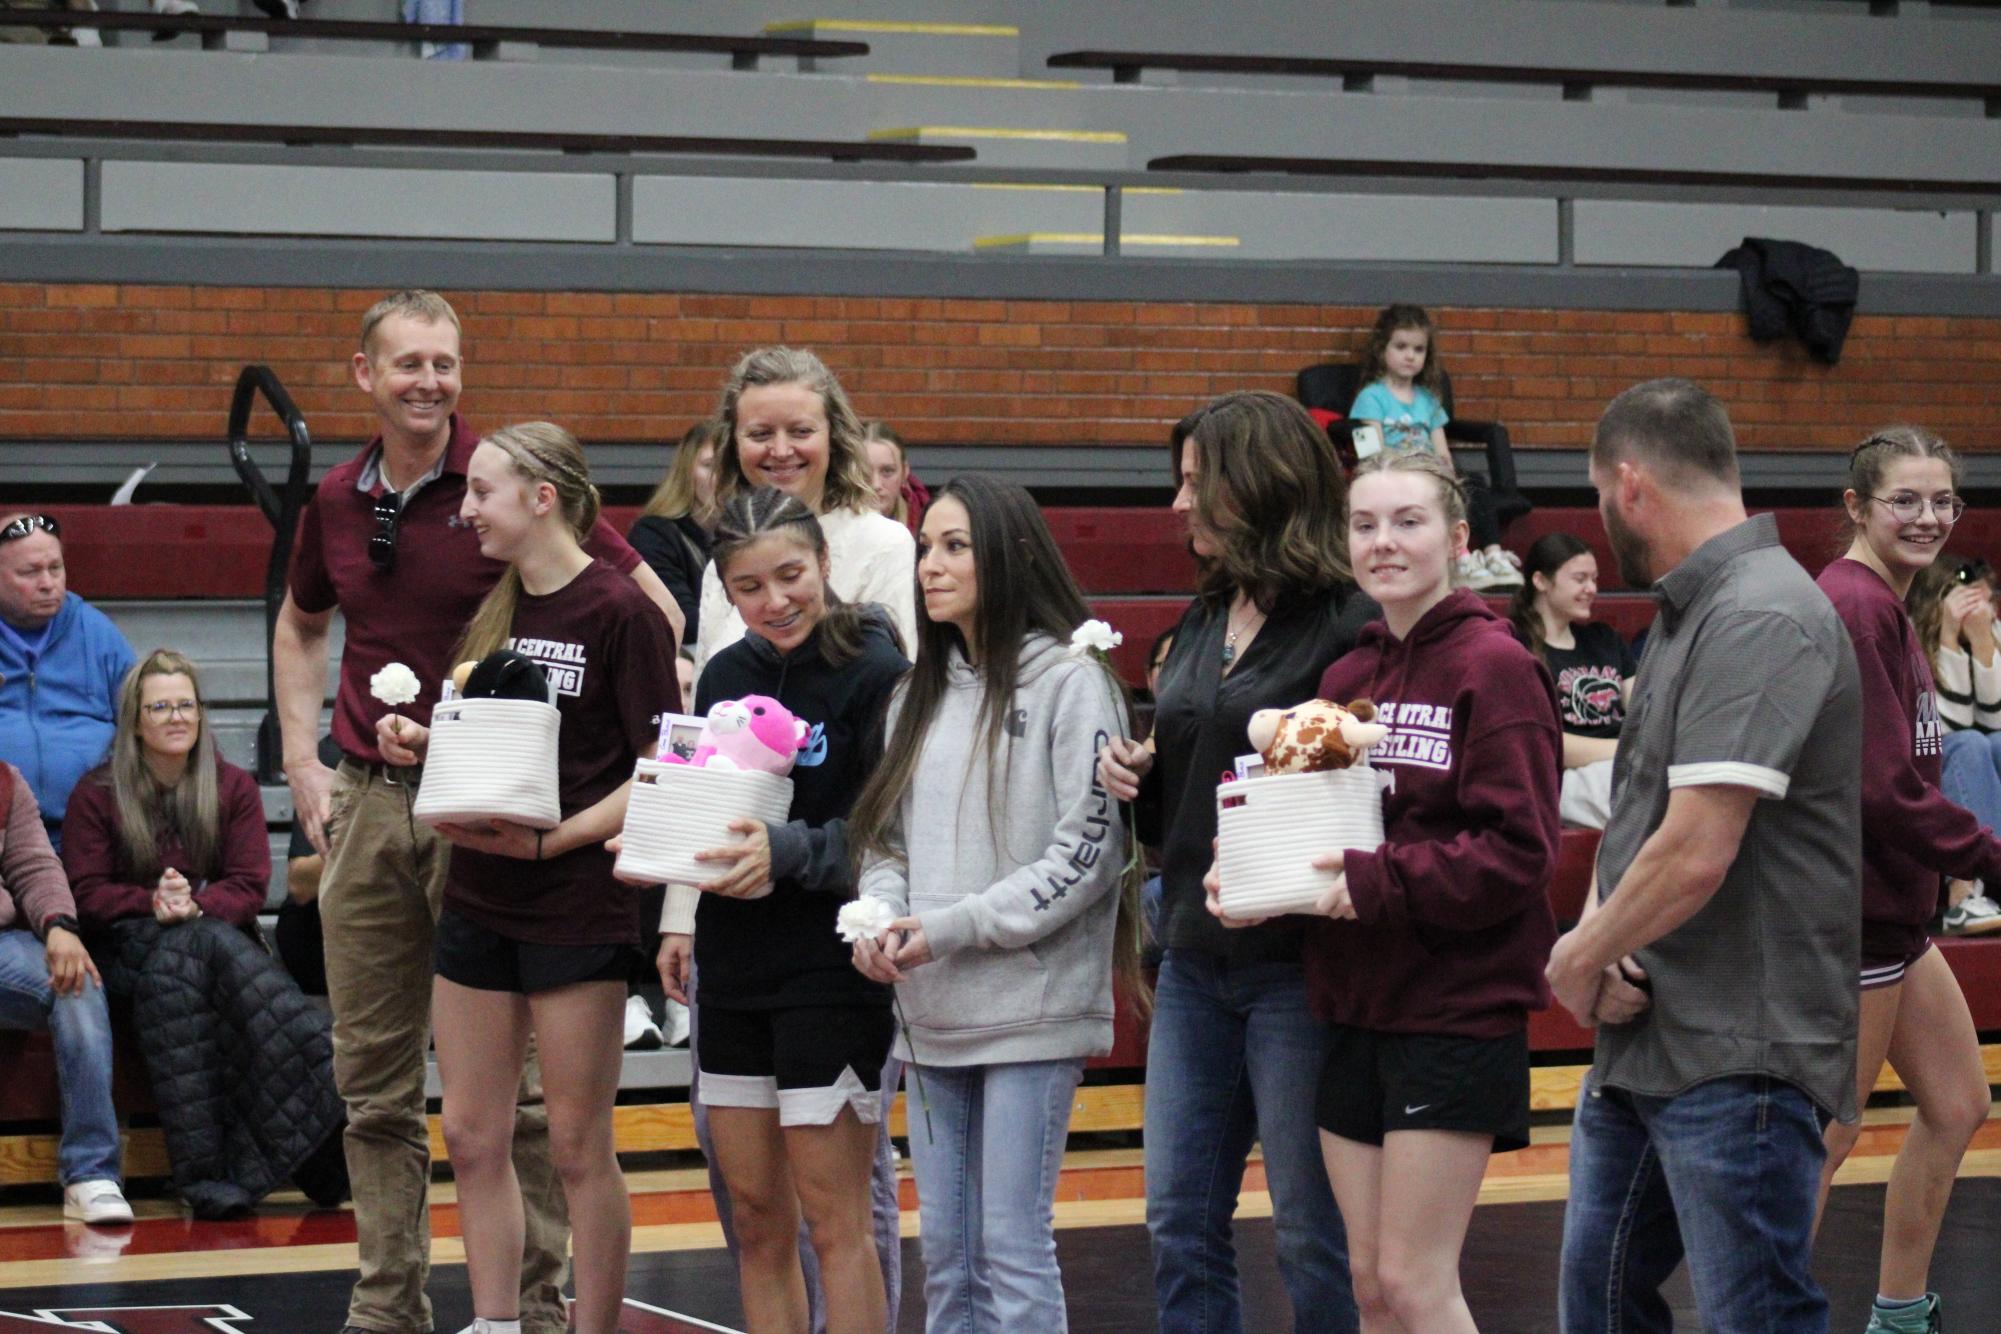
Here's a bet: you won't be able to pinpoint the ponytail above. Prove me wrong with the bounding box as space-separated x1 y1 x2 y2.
454 421 599 664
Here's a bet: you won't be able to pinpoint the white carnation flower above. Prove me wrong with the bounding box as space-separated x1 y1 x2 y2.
1068 619 1123 659
835 896 898 944
370 662 421 708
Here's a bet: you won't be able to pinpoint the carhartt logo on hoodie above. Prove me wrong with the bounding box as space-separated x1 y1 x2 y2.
1371 700 1454 771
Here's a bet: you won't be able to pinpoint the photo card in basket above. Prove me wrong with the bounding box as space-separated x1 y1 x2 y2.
656 712 707 764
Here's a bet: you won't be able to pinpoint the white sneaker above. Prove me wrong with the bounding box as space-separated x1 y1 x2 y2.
63 1179 134 1225
151 0 200 14
622 994 664 1050
1481 545 1525 589
455 1321 522 1334
1944 890 2001 936
1456 552 1498 590
663 997 691 1048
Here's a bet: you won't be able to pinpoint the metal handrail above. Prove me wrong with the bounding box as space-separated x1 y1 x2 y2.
226 365 312 786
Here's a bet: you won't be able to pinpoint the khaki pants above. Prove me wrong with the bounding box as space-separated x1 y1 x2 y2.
322 760 570 1334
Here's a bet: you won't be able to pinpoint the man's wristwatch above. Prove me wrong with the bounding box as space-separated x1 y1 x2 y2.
41 914 80 939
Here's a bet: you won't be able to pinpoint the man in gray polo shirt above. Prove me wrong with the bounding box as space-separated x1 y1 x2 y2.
1549 379 1860 1334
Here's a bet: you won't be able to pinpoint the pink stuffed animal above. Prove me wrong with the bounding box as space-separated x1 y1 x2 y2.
677 695 809 775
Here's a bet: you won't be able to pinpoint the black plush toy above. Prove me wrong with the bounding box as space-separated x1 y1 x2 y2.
456 649 550 703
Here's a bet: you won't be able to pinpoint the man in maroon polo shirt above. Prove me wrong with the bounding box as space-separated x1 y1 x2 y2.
272 290 676 1334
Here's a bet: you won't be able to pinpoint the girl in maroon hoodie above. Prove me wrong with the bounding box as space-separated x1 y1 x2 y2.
1217 451 1560 1333
1812 427 2000 1334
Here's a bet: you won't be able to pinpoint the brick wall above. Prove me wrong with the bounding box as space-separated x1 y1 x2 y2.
1 283 1996 450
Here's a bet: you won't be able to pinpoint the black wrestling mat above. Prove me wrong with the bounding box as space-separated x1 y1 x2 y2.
5 1180 1997 1333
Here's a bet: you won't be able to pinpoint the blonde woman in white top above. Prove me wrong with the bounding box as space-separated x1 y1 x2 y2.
684 346 915 1329
694 347 916 672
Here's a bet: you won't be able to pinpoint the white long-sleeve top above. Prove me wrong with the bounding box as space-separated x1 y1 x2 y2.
693 505 917 676
1934 642 2001 733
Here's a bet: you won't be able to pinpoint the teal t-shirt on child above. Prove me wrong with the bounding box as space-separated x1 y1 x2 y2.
1348 382 1448 455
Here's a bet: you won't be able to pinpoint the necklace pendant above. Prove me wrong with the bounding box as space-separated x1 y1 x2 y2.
1221 643 1236 667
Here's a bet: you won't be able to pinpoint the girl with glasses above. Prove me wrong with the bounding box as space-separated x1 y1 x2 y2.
1813 427 2001 1334
60 649 348 1219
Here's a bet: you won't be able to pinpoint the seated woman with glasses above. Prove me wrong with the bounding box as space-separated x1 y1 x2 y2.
60 649 349 1219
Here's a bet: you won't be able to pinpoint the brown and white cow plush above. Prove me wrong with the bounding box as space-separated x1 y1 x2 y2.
1246 698 1389 775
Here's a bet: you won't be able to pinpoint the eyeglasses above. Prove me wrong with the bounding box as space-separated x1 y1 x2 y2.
1869 492 1966 525
141 699 201 721
0 514 59 544
369 492 403 572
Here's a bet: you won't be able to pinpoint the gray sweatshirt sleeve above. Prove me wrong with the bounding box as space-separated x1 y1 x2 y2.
919 661 1127 958
859 845 911 916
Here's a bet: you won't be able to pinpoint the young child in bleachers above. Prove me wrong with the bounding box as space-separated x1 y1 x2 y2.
1348 304 1519 590
1508 533 1636 830
1908 552 2001 933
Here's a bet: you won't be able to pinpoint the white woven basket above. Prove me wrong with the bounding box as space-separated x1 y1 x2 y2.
1215 766 1388 918
411 696 563 831
614 758 795 889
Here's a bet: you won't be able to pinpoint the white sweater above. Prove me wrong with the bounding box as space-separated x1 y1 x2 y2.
1935 643 2001 732
693 506 917 676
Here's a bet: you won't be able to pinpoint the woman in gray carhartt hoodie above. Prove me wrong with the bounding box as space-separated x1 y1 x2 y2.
849 475 1138 1333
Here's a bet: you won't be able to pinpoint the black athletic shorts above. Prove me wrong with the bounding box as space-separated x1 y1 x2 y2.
434 906 639 996
696 1002 895 1127
1316 1023 1532 1153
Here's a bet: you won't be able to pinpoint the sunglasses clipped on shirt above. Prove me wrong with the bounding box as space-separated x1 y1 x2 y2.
369 492 403 572
0 513 59 544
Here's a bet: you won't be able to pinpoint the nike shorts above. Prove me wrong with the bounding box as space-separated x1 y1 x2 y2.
1316 1023 1531 1153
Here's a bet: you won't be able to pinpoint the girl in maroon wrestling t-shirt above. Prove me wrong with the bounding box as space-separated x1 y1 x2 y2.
380 422 675 1334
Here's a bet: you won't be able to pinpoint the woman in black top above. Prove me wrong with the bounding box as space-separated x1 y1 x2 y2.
1099 391 1371 1334
627 417 725 644
1507 533 1636 829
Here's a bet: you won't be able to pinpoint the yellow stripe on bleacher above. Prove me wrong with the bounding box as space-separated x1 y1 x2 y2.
968 183 1185 194
868 73 1081 90
765 20 1020 37
869 126 1128 143
973 232 1241 249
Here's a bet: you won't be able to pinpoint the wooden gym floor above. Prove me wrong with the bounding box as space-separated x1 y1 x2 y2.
4 1104 2001 1332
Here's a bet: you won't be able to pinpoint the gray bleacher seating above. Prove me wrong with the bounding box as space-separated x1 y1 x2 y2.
1 0 1993 267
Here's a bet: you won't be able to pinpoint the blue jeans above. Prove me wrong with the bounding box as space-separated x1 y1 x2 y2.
907 1057 1083 1333
1560 1075 1828 1334
1144 949 1358 1334
0 929 121 1186
1941 729 2001 837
